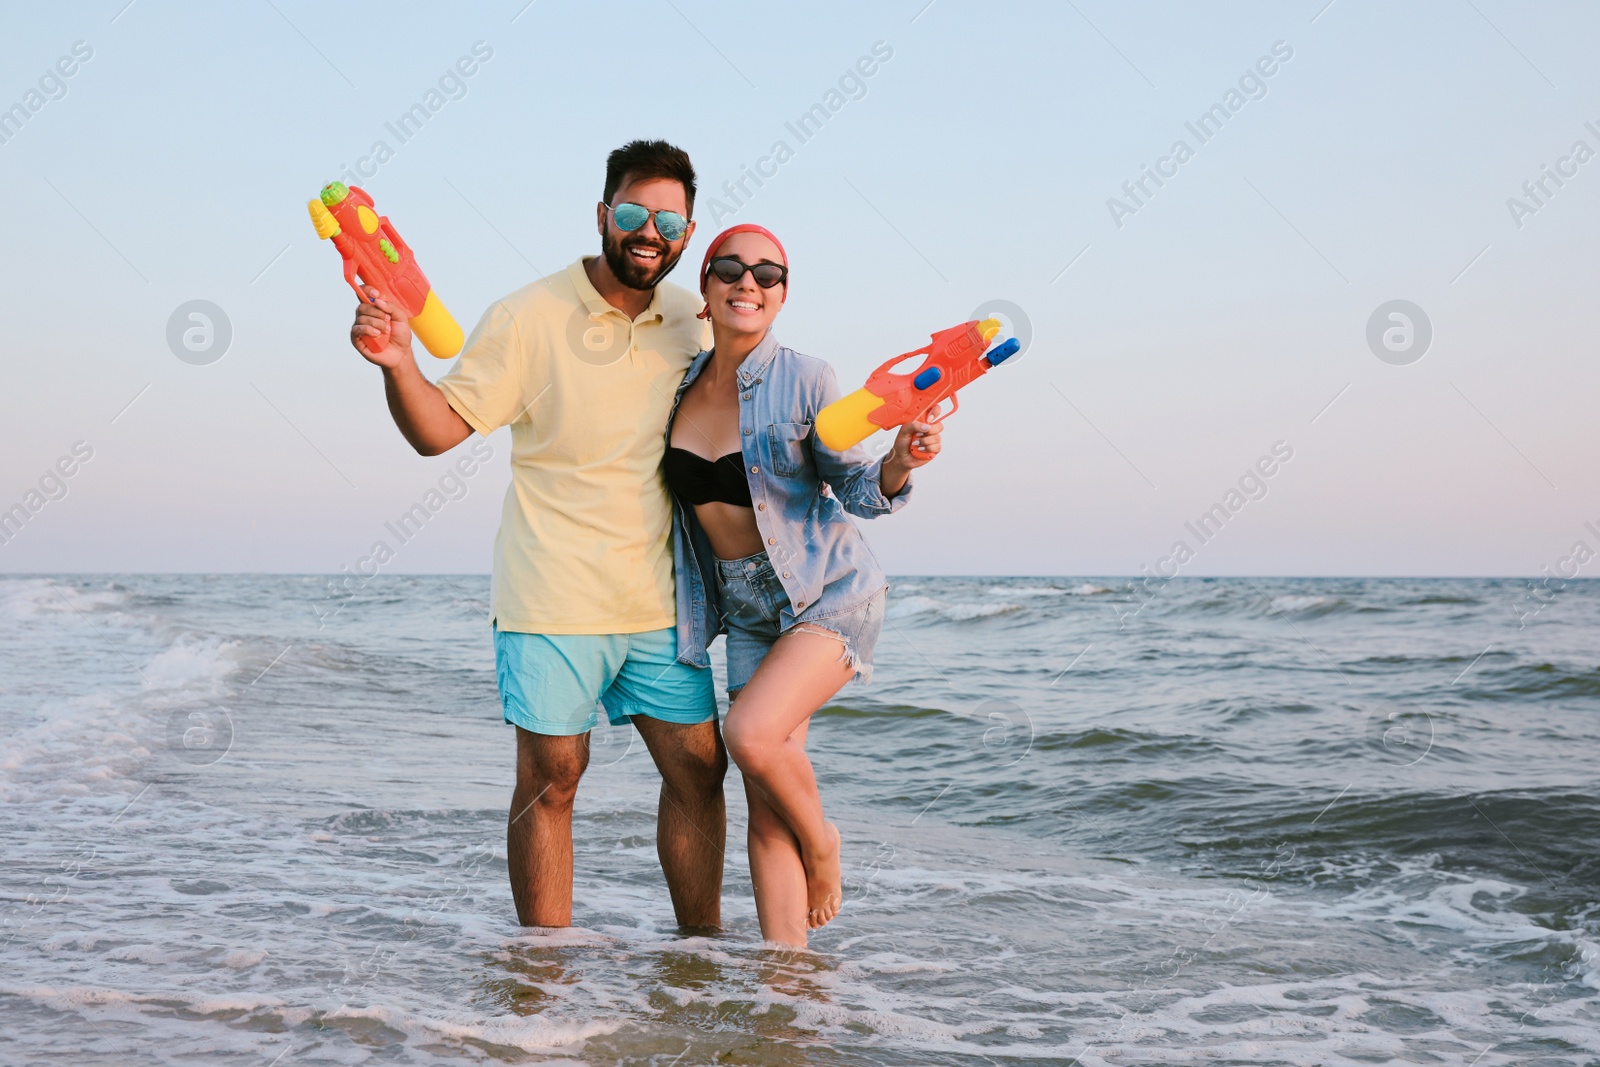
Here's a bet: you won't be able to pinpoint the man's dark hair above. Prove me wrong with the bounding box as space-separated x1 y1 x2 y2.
603 140 697 216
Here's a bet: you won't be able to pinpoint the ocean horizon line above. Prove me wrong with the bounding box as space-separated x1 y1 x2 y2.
3 571 1593 581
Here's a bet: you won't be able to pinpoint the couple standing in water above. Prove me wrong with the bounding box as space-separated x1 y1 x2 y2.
348 140 945 947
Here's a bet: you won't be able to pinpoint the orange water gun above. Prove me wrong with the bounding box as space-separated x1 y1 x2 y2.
306 182 463 359
816 318 1021 457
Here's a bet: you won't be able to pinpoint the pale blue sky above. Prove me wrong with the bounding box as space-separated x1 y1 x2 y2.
2 0 1597 576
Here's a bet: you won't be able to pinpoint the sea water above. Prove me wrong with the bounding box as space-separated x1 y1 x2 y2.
2 574 1597 1065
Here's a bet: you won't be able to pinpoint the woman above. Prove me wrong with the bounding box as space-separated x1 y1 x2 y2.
666 224 944 947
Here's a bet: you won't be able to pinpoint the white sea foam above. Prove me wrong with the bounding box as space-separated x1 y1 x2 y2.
890 594 1023 621
0 634 242 807
324 1002 619 1051
988 582 1113 597
1269 593 1334 614
1309 859 1594 954
104 943 184 964
0 576 130 621
220 948 268 969
140 632 247 695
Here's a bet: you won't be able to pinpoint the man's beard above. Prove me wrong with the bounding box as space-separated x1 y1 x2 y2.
602 229 683 291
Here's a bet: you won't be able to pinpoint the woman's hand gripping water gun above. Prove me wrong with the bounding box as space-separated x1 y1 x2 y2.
818 317 1021 463
878 408 946 497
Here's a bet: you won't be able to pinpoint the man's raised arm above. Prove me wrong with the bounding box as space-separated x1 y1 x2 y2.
351 285 474 456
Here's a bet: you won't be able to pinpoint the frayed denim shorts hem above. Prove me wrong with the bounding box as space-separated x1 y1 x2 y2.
714 550 885 696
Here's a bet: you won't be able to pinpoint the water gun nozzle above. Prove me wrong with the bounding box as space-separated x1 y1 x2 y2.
307 198 341 240
983 336 1022 366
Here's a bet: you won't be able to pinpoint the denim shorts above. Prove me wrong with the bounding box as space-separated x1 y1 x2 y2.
715 550 885 696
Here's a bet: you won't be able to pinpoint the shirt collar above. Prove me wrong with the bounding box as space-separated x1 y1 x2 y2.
567 256 664 323
735 329 781 384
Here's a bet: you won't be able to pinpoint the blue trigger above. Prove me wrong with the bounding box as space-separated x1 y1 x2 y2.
913 366 942 390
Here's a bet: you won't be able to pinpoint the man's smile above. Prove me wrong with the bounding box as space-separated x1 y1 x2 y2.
626 242 663 266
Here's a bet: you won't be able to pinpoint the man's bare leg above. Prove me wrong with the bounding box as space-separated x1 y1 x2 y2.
632 716 727 930
507 727 590 927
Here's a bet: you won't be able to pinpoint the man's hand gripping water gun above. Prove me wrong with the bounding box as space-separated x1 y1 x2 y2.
307 181 464 361
817 318 1021 461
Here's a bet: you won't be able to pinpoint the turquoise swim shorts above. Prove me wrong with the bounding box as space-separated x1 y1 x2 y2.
492 626 717 736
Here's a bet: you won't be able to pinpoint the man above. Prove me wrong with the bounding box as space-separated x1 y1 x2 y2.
348 140 725 929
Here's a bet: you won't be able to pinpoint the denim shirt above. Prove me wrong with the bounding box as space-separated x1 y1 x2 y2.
668 330 911 667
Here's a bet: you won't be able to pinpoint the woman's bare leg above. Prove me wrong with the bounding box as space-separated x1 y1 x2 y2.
743 719 810 946
722 629 854 932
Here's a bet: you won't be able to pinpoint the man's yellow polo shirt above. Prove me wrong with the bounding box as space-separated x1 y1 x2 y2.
437 258 708 635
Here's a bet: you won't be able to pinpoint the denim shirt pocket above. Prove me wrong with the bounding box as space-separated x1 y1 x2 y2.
767 422 813 478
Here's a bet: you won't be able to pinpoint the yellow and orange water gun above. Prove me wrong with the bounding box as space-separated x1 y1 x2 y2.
817 318 1021 458
307 182 463 359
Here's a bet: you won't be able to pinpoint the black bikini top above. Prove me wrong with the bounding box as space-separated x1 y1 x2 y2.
664 447 753 507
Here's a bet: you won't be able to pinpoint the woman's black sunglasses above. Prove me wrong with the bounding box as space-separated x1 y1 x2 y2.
707 256 787 289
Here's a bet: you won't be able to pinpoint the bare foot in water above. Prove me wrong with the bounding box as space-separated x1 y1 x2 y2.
806 822 843 929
